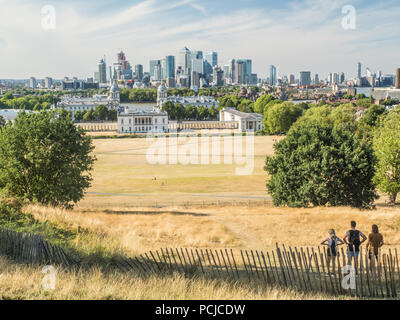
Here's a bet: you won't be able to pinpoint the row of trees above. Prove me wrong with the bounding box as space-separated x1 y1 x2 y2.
161 102 219 121
74 105 117 122
0 92 59 111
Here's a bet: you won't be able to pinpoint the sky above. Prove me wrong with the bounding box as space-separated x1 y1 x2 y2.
0 0 399 79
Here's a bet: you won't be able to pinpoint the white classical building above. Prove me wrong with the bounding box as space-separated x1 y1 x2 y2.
219 108 263 132
57 80 120 118
157 83 219 108
118 106 169 134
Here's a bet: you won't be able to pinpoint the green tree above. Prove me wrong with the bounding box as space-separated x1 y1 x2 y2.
373 109 400 204
265 102 303 134
265 121 378 208
95 104 109 121
83 109 95 122
358 104 387 128
356 98 373 109
0 111 96 209
254 94 275 114
185 105 198 120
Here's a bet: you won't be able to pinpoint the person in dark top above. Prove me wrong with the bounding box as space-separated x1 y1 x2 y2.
343 221 367 266
321 229 344 275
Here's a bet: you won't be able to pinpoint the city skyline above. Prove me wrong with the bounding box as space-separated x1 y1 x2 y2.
0 0 399 79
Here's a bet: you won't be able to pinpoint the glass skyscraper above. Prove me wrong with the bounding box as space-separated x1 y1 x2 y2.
270 65 277 86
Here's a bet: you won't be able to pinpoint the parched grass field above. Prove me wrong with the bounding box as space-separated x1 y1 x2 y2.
3 135 400 300
78 135 281 208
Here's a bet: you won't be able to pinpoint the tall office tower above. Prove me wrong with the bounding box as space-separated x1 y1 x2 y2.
191 71 200 88
340 72 345 84
150 60 161 80
333 73 339 84
269 65 277 86
205 52 218 68
299 71 311 86
117 51 129 72
98 58 107 84
245 60 252 78
289 74 295 85
396 68 400 89
177 47 191 74
357 62 362 79
44 77 53 89
165 56 175 79
314 74 319 84
191 57 204 74
116 51 132 80
153 64 162 81
135 64 144 80
235 60 246 84
108 66 113 81
204 52 217 76
213 66 224 86
223 65 229 78
29 77 37 89
228 59 236 84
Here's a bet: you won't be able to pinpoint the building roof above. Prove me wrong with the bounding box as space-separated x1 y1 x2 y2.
222 108 263 120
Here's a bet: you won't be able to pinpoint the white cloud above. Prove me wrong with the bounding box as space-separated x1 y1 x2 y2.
0 0 398 79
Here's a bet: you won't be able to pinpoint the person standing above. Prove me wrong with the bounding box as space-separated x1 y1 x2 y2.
366 224 384 262
343 221 367 266
321 229 344 275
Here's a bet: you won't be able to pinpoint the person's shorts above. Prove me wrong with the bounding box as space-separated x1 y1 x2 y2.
327 249 337 257
347 250 360 258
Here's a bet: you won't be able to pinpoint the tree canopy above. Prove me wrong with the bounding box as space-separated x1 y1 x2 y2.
265 121 378 208
0 111 96 209
373 108 400 204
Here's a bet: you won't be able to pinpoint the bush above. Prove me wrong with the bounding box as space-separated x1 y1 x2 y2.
265 121 378 208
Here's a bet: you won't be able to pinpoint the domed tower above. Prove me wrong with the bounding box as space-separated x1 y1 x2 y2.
109 80 120 106
157 83 167 108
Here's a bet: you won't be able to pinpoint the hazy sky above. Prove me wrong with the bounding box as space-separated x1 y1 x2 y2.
0 0 399 79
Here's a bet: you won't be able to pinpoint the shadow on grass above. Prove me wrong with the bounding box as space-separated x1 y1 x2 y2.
80 209 209 217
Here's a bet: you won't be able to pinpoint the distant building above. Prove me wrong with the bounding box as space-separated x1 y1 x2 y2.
165 56 175 79
118 106 168 134
45 77 53 89
29 77 37 89
157 83 219 108
135 64 144 81
270 65 277 86
314 74 319 85
57 80 120 118
98 58 107 84
219 108 263 132
299 71 311 86
212 66 224 87
396 68 400 89
357 62 362 79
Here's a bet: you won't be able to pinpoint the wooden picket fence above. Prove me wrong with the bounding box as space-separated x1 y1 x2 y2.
1 229 399 298
115 245 400 298
0 228 79 267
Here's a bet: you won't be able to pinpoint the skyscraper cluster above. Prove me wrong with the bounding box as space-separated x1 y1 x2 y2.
93 47 258 89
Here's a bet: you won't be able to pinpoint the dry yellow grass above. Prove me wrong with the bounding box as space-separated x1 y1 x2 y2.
25 201 400 255
0 256 346 300
3 135 398 300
